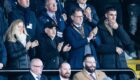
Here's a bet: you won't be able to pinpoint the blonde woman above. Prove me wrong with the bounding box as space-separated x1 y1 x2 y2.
5 19 39 69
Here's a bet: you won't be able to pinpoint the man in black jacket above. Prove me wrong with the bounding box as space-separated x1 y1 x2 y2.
97 6 135 80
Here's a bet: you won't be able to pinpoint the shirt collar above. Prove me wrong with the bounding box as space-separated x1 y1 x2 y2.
47 11 56 18
30 71 41 80
73 23 82 28
84 69 96 79
79 3 87 10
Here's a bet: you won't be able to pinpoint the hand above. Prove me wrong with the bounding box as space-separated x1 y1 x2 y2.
91 27 98 36
63 44 71 52
31 40 39 48
116 47 123 55
108 20 118 29
84 7 92 21
26 41 32 50
62 13 67 21
0 63 3 69
57 42 64 52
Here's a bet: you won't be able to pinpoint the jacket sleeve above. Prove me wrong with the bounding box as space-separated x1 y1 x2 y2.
0 40 7 65
73 74 79 80
116 25 135 52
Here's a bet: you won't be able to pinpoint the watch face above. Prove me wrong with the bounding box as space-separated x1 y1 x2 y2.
136 64 140 71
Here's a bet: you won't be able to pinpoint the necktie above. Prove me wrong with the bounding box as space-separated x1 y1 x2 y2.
90 74 96 80
77 26 82 32
52 15 57 24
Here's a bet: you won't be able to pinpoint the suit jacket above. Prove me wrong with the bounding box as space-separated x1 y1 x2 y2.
64 23 98 69
21 72 48 80
38 10 65 33
73 69 111 80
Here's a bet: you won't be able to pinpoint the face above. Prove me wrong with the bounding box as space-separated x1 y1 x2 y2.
77 0 87 4
105 10 117 22
30 59 44 76
84 57 96 73
17 22 24 34
45 27 56 38
46 0 57 12
71 11 83 25
18 0 30 8
59 63 71 79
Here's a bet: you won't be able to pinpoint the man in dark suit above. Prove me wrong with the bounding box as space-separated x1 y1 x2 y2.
37 0 66 40
21 58 48 80
64 8 99 69
65 0 99 27
51 62 71 80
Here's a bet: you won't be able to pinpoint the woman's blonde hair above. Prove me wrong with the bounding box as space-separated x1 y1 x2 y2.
6 19 28 42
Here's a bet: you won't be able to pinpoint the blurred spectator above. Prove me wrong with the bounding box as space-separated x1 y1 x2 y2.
8 0 38 41
91 0 123 24
37 21 71 69
97 6 135 80
64 8 99 69
73 54 112 80
30 0 66 18
5 19 38 69
4 0 17 14
0 6 8 80
65 0 99 27
51 62 71 80
21 58 48 80
124 0 140 36
37 0 66 40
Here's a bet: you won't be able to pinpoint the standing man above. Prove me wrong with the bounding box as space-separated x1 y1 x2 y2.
64 8 99 69
8 0 37 41
21 58 48 80
73 54 112 80
65 0 99 27
97 6 135 80
38 0 66 39
51 62 71 80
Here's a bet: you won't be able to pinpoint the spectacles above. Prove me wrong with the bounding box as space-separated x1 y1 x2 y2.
74 15 83 18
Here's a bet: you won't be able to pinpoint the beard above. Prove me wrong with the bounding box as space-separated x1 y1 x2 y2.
61 72 71 78
85 65 96 73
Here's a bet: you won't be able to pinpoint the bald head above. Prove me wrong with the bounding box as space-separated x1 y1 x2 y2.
59 62 71 79
30 58 43 76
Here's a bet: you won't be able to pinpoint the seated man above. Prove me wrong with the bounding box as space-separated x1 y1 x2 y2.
73 54 112 80
21 58 48 80
51 62 71 80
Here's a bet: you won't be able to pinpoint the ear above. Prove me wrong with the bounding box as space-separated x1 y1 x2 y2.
71 15 74 20
44 28 48 33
